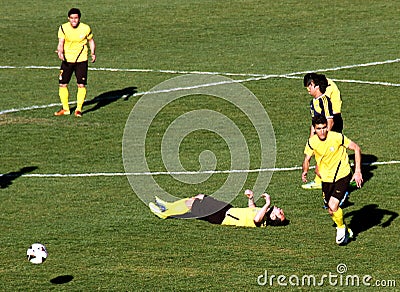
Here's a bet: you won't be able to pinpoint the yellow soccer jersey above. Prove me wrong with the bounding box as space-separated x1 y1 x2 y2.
58 22 93 63
326 78 342 114
221 207 261 227
304 131 352 182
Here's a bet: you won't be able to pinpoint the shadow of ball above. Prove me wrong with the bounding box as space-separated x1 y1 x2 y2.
50 275 74 284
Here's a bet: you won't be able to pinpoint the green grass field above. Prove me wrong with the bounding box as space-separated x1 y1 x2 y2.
1 1 399 291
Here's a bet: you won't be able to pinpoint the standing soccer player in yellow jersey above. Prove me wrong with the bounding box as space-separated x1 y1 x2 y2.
302 115 363 245
302 73 343 189
55 8 96 117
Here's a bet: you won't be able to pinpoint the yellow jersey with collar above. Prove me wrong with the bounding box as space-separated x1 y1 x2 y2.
58 22 93 63
304 131 352 182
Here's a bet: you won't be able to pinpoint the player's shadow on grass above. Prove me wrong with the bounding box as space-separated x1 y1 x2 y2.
346 204 398 239
348 153 377 186
340 154 378 208
80 86 137 115
0 166 38 189
50 275 74 284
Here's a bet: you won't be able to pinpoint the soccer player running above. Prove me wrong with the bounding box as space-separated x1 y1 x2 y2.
302 115 363 245
55 8 96 118
149 190 288 228
302 73 343 189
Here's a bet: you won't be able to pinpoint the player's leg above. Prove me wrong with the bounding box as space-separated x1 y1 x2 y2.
149 197 192 219
55 62 73 115
74 61 89 117
326 175 352 245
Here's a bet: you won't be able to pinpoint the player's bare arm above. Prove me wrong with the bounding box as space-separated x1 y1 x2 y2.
89 38 96 63
347 141 363 188
56 38 65 61
302 154 312 182
245 189 256 208
253 193 271 223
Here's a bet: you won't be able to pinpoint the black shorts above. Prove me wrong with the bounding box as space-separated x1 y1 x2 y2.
331 113 343 133
190 196 232 224
59 61 88 85
322 173 351 206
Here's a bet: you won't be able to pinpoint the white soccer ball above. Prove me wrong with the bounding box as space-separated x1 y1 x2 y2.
26 243 48 264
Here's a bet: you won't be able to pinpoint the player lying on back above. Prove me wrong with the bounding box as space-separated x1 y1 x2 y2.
149 190 288 228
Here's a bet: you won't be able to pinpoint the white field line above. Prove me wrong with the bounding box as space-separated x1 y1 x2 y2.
2 160 399 178
2 58 400 77
1 58 400 115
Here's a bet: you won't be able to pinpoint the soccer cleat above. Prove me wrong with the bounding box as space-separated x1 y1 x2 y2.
302 180 322 190
347 228 353 239
74 110 82 117
336 227 346 244
349 180 358 188
154 196 167 211
54 109 70 116
149 202 167 219
336 226 351 245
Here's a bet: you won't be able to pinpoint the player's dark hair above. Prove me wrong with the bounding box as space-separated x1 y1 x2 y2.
304 73 329 94
68 8 81 18
312 115 328 127
303 73 318 87
264 207 289 227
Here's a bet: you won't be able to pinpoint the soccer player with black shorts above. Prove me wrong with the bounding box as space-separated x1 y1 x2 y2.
55 8 96 117
148 191 288 228
302 115 363 245
302 73 335 189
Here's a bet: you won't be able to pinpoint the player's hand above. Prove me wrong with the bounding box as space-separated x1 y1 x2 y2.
244 189 254 199
351 172 363 188
91 53 96 63
302 171 308 183
261 193 270 205
55 50 64 61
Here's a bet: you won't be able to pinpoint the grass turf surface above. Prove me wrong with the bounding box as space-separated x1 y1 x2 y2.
1 0 399 290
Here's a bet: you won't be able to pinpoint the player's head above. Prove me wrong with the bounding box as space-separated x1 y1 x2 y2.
68 8 81 28
304 73 328 94
312 115 328 140
265 206 289 226
68 8 81 18
312 114 327 128
303 73 318 87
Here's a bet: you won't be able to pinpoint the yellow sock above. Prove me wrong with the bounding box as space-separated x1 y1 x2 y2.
161 198 190 217
314 175 322 184
76 87 87 112
59 87 69 111
332 208 345 229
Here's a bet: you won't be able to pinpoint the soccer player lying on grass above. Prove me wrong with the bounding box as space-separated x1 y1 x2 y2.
302 115 363 245
149 190 288 227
